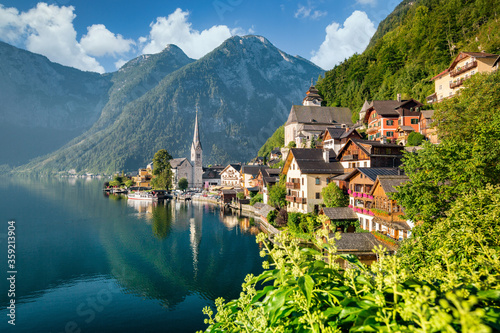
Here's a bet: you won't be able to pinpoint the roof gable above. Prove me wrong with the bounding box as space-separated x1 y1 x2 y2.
286 105 352 126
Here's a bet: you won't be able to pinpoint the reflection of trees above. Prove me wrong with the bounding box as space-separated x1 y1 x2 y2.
151 203 173 239
99 203 264 310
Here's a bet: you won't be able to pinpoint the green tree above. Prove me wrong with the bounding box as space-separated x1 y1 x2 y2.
125 179 135 187
178 177 189 191
236 192 246 200
151 149 173 190
249 193 263 205
407 132 424 146
321 182 348 207
268 182 286 209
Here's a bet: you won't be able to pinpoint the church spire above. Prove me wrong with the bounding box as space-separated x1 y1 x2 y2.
192 107 202 150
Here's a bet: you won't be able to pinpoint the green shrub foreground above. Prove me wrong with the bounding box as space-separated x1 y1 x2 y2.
199 187 500 332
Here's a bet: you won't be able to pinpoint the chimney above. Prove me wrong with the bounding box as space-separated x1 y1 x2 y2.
323 149 330 163
397 93 401 102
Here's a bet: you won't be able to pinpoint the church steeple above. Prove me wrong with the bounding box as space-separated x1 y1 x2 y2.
190 108 203 188
191 109 202 151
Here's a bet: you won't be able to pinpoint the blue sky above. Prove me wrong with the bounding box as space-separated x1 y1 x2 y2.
0 0 400 73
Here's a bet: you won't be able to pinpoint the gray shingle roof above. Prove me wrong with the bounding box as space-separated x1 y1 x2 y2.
290 148 344 174
286 105 352 126
170 158 191 169
334 233 392 252
373 217 411 231
377 175 410 193
353 168 404 182
322 207 358 220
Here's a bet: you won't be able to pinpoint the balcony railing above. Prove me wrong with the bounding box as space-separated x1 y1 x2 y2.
450 60 477 77
343 154 359 161
450 79 465 89
366 126 378 134
286 195 307 204
286 182 300 190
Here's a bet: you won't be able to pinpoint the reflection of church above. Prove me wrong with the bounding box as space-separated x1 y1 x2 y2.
171 112 203 189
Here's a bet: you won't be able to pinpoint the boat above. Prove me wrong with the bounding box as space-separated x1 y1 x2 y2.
127 191 159 201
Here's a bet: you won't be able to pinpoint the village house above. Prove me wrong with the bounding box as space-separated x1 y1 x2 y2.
321 127 362 155
255 168 281 204
418 110 439 144
240 165 267 195
343 168 403 233
336 139 404 173
132 162 154 187
369 175 413 240
363 97 423 142
427 51 499 103
220 163 242 187
282 148 344 214
202 165 224 188
284 84 352 148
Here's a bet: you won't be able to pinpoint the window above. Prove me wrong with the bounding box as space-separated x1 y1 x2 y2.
315 178 320 185
302 178 304 185
386 131 394 137
315 192 321 199
439 84 442 90
398 118 402 125
376 132 381 138
386 120 394 126
411 118 418 124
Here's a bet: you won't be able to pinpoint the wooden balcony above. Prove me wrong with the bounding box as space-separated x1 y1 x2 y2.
286 195 307 204
450 60 477 77
286 182 300 190
450 79 465 89
366 126 378 134
343 154 359 161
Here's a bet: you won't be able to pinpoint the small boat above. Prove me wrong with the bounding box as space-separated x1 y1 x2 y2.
127 191 159 201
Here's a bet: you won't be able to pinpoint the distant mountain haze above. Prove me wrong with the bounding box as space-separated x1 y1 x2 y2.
6 35 323 174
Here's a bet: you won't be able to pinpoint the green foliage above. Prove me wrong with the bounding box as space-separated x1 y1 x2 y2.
407 132 425 146
258 125 285 159
287 212 320 235
236 192 246 200
152 149 172 175
321 182 349 208
109 180 121 187
268 182 287 209
371 231 399 247
393 73 500 224
316 0 500 116
178 177 189 191
125 179 135 187
201 222 500 332
287 141 296 148
266 210 278 225
250 193 263 206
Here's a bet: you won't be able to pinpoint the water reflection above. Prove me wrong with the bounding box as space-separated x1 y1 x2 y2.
0 177 263 333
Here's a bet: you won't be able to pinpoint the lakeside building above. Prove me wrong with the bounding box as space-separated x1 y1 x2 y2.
220 163 242 186
427 51 499 103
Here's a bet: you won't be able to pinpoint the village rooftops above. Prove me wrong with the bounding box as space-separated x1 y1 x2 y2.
170 157 191 168
345 167 404 182
322 207 358 220
337 139 404 158
284 148 344 174
370 175 410 196
286 105 352 126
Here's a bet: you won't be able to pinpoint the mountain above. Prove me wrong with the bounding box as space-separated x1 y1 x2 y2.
0 41 111 167
316 0 500 118
18 35 323 174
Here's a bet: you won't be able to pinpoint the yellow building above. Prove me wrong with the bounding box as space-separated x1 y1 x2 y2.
282 148 343 214
428 51 498 103
132 163 153 187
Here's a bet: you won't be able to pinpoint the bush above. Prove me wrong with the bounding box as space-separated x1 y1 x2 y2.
250 193 263 205
236 192 246 200
266 210 278 225
407 132 425 146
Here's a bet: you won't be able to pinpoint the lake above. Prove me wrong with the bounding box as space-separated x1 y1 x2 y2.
0 177 263 333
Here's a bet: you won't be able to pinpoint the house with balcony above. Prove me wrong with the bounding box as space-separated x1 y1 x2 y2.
363 97 423 142
282 148 344 214
344 168 403 233
336 139 404 173
321 127 361 155
369 175 413 240
241 165 267 195
132 164 154 187
427 51 499 103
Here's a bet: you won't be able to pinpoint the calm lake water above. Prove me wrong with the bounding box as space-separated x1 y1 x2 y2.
0 177 263 333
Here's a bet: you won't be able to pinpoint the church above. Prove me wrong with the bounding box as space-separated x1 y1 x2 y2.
170 111 203 189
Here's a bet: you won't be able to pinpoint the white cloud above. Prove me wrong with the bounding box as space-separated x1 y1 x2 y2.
311 10 376 70
0 3 105 73
80 24 135 57
114 59 127 70
141 8 232 59
294 4 327 20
